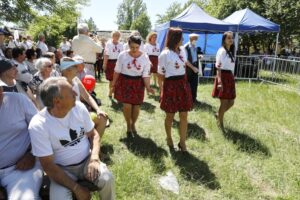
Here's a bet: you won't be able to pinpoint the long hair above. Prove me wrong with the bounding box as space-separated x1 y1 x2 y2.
165 27 183 51
222 31 235 62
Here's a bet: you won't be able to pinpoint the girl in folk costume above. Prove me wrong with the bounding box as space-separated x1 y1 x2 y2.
123 31 144 52
158 28 193 153
144 32 161 88
112 35 155 138
212 31 236 130
103 31 123 98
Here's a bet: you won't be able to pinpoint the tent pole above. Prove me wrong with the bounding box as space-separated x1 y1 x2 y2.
274 32 279 58
272 32 279 79
234 32 239 58
204 33 208 54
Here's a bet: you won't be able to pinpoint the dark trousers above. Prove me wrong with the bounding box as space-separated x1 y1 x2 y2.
187 62 199 102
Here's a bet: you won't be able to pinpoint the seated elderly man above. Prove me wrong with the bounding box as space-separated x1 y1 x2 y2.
0 86 43 200
29 77 115 200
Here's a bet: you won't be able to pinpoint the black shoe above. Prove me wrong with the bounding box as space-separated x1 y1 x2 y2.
126 131 134 139
132 130 139 138
178 143 189 154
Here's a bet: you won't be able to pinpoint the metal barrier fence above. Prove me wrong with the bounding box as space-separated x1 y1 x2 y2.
258 57 300 91
200 55 266 80
199 55 300 92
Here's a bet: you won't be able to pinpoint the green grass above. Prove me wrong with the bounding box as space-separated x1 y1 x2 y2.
259 70 300 90
92 79 300 200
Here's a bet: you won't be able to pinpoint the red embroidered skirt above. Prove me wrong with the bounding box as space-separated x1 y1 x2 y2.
105 59 117 81
212 70 236 99
160 75 193 113
149 55 158 73
114 74 145 105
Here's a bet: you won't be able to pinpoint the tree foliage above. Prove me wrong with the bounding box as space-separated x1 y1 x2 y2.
156 0 208 25
0 0 88 26
26 0 89 47
156 2 182 25
130 13 152 39
84 17 98 32
206 0 300 49
116 0 151 38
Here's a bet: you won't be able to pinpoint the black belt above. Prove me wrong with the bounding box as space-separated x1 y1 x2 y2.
148 55 158 58
84 62 95 65
166 75 185 80
108 59 117 62
61 155 89 167
0 163 15 170
221 69 232 73
121 74 142 80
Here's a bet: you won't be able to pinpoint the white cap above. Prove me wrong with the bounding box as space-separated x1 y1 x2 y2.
189 33 199 38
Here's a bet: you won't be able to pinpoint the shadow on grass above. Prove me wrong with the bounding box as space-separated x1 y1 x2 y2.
222 128 271 156
120 134 168 173
110 98 122 112
148 94 160 102
173 120 207 141
170 151 220 190
193 101 216 114
140 102 156 113
100 144 114 164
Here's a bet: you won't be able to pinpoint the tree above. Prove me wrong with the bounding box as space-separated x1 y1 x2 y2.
206 0 300 49
264 0 300 48
84 17 98 31
116 0 151 38
130 13 152 39
182 0 209 11
0 0 88 26
116 0 147 30
156 0 208 25
26 0 87 47
156 2 182 24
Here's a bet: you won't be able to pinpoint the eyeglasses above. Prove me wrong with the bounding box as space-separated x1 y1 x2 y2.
46 64 53 68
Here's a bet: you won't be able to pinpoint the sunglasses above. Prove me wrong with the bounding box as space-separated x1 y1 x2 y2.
46 64 53 68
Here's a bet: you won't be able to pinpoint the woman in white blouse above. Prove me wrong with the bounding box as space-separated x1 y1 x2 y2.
112 35 154 138
212 31 236 129
103 31 123 98
144 32 160 88
158 28 193 153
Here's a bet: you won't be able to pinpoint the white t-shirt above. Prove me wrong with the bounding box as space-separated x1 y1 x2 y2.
60 41 71 52
36 41 48 55
26 40 33 49
8 40 18 48
216 47 235 72
144 43 160 56
115 50 151 77
123 42 144 52
105 40 123 60
29 101 94 166
0 93 38 168
13 60 33 84
158 47 187 78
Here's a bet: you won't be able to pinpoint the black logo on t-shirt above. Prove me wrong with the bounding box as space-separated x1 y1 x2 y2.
59 127 85 147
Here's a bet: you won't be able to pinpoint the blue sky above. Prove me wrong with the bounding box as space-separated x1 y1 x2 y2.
80 0 189 30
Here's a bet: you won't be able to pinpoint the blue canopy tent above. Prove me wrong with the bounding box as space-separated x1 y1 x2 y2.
155 3 237 54
223 8 280 57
